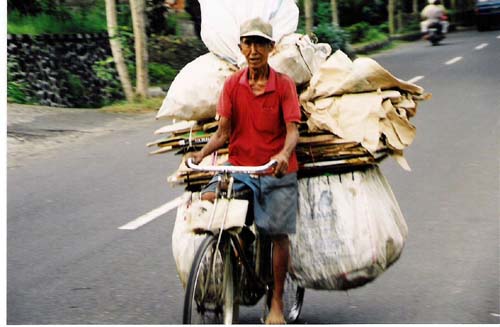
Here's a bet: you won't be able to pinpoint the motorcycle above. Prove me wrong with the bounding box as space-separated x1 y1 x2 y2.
423 15 448 46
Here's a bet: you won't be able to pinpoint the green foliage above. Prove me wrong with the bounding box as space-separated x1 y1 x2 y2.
315 1 332 25
7 60 32 104
345 22 370 43
7 6 106 34
166 14 178 36
313 23 349 52
7 0 41 16
148 63 178 85
362 27 387 43
398 16 421 33
7 81 30 103
360 0 386 24
378 22 389 34
92 57 124 106
66 71 85 99
345 22 388 44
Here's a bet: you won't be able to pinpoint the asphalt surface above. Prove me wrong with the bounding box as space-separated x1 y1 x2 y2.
7 29 500 324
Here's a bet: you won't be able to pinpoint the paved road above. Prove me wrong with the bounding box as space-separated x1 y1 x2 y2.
7 29 500 324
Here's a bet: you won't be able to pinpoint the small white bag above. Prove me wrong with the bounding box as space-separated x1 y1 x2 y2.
171 192 206 288
187 199 249 232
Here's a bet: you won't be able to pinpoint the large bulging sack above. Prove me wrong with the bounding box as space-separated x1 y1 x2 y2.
156 53 237 121
269 33 332 85
289 166 408 290
198 0 299 67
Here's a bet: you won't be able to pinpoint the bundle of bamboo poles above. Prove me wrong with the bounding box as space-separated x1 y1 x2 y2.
147 115 388 191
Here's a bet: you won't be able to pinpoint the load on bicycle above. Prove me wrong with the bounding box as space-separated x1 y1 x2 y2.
148 0 430 324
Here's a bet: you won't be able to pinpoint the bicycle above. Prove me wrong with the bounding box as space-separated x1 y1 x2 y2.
183 158 305 324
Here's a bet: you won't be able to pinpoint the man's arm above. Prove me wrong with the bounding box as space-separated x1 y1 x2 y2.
189 117 231 164
271 121 299 177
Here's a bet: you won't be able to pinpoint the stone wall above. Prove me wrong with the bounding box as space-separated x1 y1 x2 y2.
7 33 123 108
148 35 208 71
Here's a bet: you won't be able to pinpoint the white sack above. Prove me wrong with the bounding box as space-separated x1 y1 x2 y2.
289 166 408 290
172 192 206 288
198 0 299 66
156 53 237 121
269 33 332 85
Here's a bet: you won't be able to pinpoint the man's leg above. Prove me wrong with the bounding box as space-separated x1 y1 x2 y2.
266 234 289 324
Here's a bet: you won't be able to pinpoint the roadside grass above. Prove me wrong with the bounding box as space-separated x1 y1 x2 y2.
351 34 390 49
100 97 164 114
374 40 406 53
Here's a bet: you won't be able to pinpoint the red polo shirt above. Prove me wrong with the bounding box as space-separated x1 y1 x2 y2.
217 66 301 173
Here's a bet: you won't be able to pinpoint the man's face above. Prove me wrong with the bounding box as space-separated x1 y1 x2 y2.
239 36 275 70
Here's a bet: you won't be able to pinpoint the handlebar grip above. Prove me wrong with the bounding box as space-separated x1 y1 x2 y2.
186 158 277 174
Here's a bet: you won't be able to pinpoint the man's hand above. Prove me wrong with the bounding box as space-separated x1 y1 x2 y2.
186 151 205 167
271 152 289 178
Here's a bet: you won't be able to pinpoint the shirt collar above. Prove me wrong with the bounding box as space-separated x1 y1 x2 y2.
239 65 277 94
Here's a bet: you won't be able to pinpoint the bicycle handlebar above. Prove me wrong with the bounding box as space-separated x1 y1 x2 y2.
186 158 277 174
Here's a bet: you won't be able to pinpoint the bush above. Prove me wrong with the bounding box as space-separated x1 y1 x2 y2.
315 1 332 25
148 62 178 85
361 27 387 43
345 22 370 43
92 57 124 106
345 22 388 44
313 23 349 52
7 81 30 103
7 6 106 34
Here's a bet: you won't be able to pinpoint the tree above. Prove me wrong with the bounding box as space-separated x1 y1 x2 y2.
130 0 149 98
304 0 313 34
396 0 403 33
105 0 134 101
388 0 396 35
412 0 419 16
330 0 339 26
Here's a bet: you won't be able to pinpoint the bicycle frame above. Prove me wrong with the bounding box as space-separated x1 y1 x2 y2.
183 158 305 324
187 158 277 298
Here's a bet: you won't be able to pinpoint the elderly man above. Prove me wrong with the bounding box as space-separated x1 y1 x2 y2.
189 17 301 324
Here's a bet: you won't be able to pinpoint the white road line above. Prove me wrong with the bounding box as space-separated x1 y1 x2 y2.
119 196 184 230
497 35 500 39
407 76 424 84
490 313 500 317
445 56 462 65
475 43 488 50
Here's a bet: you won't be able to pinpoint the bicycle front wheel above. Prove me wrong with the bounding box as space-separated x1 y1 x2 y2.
183 234 238 324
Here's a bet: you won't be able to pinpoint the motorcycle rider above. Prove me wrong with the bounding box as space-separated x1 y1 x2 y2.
421 0 449 36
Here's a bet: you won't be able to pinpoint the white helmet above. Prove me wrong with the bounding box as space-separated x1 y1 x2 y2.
428 0 436 4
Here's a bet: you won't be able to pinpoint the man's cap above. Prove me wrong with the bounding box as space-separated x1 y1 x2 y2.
240 17 273 42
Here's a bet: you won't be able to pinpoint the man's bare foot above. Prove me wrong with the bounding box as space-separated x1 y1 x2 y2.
265 297 286 324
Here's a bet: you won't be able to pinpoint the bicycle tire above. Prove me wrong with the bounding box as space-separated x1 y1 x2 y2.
183 234 239 324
